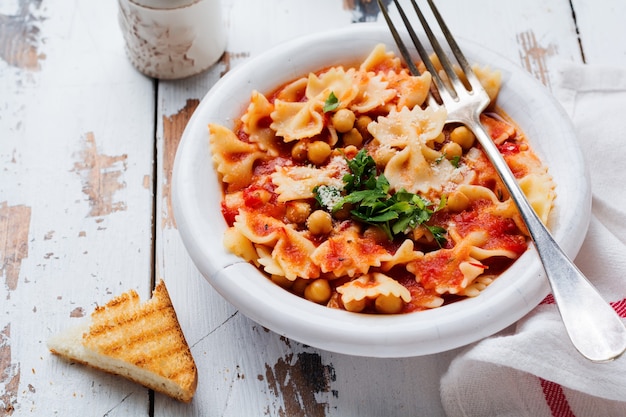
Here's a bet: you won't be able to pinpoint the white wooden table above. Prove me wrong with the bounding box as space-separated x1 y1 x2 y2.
2 0 625 415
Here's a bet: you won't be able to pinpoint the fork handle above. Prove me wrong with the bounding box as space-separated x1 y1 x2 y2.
469 115 626 362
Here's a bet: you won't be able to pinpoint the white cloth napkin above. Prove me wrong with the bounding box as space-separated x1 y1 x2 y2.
440 63 626 417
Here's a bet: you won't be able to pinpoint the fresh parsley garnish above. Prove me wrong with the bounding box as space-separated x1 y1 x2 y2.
314 149 447 243
342 148 377 192
323 91 340 113
425 225 448 246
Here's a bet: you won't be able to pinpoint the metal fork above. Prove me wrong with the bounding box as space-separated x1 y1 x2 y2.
378 0 626 362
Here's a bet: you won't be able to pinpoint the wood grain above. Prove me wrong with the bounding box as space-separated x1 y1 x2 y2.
161 99 200 230
572 0 626 65
72 132 128 218
0 203 31 293
1 0 155 415
0 0 46 71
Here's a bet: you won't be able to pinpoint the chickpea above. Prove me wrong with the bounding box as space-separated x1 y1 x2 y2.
363 226 388 243
291 278 309 295
449 126 475 150
441 141 463 159
447 191 470 212
343 298 366 313
332 203 352 221
271 274 293 289
304 279 332 304
355 115 373 138
342 127 363 147
331 108 356 133
375 294 404 314
307 141 332 165
285 201 311 225
306 210 333 235
342 145 359 157
291 141 308 162
374 146 395 167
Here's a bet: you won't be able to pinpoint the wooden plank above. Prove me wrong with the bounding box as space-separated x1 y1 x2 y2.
153 1 357 414
0 0 155 414
571 0 626 65
411 0 584 87
153 1 584 416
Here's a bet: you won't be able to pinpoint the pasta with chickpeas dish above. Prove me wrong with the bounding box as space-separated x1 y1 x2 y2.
208 44 555 314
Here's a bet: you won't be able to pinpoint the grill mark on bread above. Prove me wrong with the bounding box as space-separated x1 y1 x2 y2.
88 321 178 354
85 294 193 373
49 280 198 402
84 284 196 383
87 293 168 337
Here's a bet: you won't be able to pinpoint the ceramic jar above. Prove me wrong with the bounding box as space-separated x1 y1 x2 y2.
118 0 226 79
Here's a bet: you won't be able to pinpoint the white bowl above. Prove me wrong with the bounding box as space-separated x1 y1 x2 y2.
172 24 590 357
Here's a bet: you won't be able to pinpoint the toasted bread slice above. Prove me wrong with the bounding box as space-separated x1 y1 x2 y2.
48 279 198 402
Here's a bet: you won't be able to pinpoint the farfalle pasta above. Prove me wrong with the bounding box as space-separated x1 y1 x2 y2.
209 44 555 314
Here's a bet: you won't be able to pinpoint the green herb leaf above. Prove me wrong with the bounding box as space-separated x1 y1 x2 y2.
342 148 377 192
315 149 448 241
323 91 340 113
425 225 448 247
437 194 447 211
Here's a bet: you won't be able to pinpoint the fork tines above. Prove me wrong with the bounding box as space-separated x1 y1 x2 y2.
377 0 485 104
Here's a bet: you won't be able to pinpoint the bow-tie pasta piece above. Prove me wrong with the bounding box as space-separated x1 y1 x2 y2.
209 124 266 191
310 227 393 278
271 156 348 202
241 91 280 156
336 272 412 314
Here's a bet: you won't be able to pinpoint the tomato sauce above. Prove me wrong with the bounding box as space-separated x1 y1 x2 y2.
451 200 528 255
221 201 238 226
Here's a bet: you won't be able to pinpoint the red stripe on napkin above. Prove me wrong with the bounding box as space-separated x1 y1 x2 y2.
540 378 576 417
612 298 626 317
541 295 626 318
537 296 626 417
